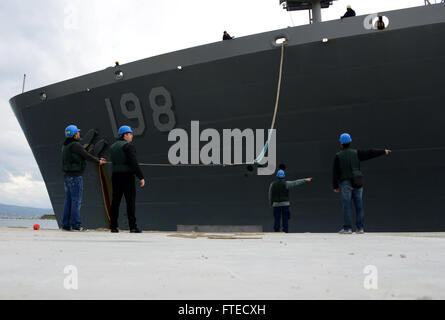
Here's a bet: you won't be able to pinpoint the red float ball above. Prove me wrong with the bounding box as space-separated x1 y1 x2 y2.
33 224 40 230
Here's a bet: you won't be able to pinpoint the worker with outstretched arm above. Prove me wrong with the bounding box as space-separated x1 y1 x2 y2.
333 133 391 234
269 169 312 233
62 125 106 231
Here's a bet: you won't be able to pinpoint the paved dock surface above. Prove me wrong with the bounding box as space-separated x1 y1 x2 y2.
1 227 445 300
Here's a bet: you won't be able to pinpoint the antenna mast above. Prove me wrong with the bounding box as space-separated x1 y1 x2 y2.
22 74 26 94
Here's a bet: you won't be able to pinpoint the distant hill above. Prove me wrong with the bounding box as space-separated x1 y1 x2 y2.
0 203 54 219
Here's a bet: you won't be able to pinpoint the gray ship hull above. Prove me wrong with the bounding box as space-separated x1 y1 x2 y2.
10 4 445 232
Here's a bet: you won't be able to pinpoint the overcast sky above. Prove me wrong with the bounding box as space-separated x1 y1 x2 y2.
0 0 428 208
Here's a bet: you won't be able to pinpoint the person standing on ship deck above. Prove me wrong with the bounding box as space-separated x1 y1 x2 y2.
223 31 234 40
333 133 391 234
62 125 106 231
269 170 312 233
109 126 145 233
341 5 356 19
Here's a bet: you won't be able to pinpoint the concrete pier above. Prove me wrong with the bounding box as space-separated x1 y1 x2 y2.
1 227 445 300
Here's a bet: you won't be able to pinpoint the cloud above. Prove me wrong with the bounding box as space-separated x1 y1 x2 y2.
0 0 427 208
0 171 51 208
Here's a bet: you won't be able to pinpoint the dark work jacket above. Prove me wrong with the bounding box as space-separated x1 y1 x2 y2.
332 147 386 189
110 140 132 173
111 138 144 180
62 138 100 176
223 34 233 40
270 180 289 204
341 9 356 19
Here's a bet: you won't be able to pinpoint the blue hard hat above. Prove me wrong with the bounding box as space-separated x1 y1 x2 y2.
339 133 352 144
118 125 133 136
276 170 285 179
65 125 80 137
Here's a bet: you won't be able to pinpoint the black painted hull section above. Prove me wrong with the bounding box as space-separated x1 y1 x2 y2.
10 22 445 232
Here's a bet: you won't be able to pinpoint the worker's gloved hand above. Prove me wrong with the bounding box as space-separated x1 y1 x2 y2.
99 158 107 166
385 149 392 155
306 177 313 182
140 179 146 187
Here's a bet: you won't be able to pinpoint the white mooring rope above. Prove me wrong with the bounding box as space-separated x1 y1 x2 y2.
137 41 287 168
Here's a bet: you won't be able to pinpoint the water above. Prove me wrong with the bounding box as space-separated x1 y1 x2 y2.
0 218 58 229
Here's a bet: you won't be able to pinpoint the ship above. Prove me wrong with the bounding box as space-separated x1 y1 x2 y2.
9 1 445 232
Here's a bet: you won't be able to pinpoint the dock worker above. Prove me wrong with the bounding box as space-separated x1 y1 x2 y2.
341 5 356 19
109 126 145 233
269 170 312 233
62 125 106 231
333 133 391 234
223 31 234 40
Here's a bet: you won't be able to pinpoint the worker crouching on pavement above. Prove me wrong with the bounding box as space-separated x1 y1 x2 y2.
62 125 106 231
269 170 312 233
333 133 391 234
109 126 146 233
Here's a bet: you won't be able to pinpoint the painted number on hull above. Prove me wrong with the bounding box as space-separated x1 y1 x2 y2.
105 87 176 137
149 87 176 132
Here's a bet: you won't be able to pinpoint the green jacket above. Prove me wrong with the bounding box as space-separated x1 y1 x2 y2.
62 141 86 173
269 179 307 207
110 140 132 173
336 148 363 181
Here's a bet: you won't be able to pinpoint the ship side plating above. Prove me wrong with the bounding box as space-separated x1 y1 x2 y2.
10 4 445 231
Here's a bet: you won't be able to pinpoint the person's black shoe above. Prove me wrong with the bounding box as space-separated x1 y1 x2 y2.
61 227 71 232
130 228 142 233
72 226 87 232
110 228 119 233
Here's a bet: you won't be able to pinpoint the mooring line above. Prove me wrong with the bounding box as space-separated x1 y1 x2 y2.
119 41 287 168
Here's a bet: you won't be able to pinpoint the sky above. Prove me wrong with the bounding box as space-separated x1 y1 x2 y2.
0 0 429 208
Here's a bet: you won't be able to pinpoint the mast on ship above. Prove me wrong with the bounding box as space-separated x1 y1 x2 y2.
280 0 336 24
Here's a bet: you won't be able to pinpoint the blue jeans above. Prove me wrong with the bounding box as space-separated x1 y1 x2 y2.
273 206 290 233
340 180 364 231
62 176 83 229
